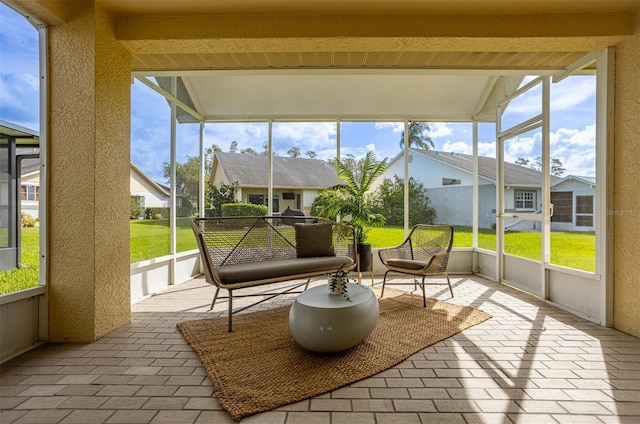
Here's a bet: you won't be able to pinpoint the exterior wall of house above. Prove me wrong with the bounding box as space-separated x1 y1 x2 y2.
428 185 496 229
47 2 131 342
129 170 169 208
612 10 640 337
302 189 319 215
550 179 596 232
20 171 39 219
404 153 475 189
210 163 228 188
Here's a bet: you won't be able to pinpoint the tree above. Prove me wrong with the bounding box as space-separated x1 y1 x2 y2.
371 175 436 226
306 150 317 159
207 181 238 217
551 158 565 176
229 140 238 153
330 153 369 185
316 151 388 243
163 156 200 216
240 147 258 155
518 156 565 176
287 147 301 157
130 195 144 219
399 121 434 150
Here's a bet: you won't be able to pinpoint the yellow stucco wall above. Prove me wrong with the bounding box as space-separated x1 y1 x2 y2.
612 11 640 337
47 2 131 342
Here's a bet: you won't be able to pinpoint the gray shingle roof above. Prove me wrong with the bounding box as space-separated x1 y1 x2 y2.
415 150 559 185
213 152 340 189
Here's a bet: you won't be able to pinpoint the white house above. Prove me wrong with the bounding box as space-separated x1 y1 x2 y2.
19 156 40 220
378 149 595 232
129 163 170 215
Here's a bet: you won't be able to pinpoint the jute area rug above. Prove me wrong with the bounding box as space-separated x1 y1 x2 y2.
177 288 491 421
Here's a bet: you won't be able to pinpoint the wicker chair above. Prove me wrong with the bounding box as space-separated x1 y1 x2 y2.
378 224 454 306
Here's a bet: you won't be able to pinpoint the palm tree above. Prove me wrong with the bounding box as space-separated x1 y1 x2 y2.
317 151 388 244
399 121 434 150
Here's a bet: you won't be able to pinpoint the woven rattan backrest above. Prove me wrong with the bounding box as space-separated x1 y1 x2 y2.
408 225 454 271
192 216 356 269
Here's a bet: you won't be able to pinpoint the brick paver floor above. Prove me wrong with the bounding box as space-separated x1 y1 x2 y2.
1 275 639 423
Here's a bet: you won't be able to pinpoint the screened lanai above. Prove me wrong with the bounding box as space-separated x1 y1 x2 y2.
131 55 611 328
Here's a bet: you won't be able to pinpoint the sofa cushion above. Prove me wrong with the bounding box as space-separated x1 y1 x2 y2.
294 222 335 258
217 256 353 285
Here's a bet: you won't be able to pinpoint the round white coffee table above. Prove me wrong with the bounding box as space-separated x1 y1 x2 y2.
288 283 379 353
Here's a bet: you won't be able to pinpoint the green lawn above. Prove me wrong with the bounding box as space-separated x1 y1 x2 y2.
367 226 595 272
0 227 40 294
130 217 197 263
0 221 596 295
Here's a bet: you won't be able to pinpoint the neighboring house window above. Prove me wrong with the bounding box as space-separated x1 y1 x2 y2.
442 178 461 186
515 190 535 210
20 185 39 201
248 194 280 212
551 192 572 222
576 195 594 227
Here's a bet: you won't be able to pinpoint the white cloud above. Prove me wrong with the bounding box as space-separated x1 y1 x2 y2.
478 142 496 158
551 124 595 147
442 141 472 154
273 122 336 148
374 122 403 132
429 122 454 138
504 133 541 163
551 77 596 111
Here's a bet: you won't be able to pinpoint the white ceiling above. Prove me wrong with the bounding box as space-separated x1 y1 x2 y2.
144 69 532 122
187 70 498 121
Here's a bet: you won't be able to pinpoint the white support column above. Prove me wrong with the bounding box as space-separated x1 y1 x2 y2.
541 77 551 300
169 77 177 285
267 120 273 216
37 22 48 341
596 48 615 327
336 119 341 160
403 120 410 238
199 121 205 217
495 106 504 283
472 121 479 250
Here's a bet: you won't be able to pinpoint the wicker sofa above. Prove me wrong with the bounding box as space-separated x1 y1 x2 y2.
191 216 357 331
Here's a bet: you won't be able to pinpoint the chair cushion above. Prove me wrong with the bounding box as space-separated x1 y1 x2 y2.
295 222 335 257
386 258 428 270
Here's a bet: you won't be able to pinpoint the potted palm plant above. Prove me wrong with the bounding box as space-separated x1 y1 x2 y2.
316 151 388 272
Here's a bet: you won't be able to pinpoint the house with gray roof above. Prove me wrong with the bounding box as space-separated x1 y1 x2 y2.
378 149 595 231
210 152 340 215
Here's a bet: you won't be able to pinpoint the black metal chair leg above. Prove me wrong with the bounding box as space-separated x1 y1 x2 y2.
421 276 427 307
446 273 453 298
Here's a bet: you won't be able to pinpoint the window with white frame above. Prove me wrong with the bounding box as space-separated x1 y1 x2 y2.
20 185 39 201
515 190 535 210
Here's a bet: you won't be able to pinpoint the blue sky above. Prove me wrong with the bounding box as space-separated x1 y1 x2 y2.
2 3 597 184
